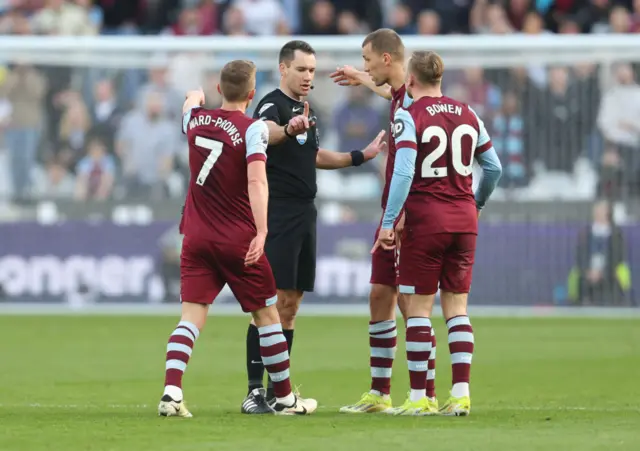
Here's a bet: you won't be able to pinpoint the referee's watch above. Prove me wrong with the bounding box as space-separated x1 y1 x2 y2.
283 123 294 139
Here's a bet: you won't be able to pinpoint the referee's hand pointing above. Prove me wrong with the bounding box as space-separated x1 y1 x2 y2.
286 101 314 136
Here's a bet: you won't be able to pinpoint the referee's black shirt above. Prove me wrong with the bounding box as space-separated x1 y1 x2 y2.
252 89 319 202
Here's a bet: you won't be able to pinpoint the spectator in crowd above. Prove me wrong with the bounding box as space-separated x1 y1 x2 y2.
0 63 47 202
31 0 97 35
75 0 103 30
597 63 640 194
569 200 632 306
136 62 183 119
492 91 527 187
598 143 624 200
89 79 123 154
417 10 441 35
116 91 178 200
233 0 288 36
98 0 144 34
463 67 502 119
164 5 215 35
535 66 583 172
631 0 640 32
56 94 92 169
32 157 76 200
303 0 338 34
74 137 115 201
337 10 367 34
222 5 248 35
608 5 632 33
389 3 416 35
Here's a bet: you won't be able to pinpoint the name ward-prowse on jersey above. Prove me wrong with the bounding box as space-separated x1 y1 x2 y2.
180 107 269 244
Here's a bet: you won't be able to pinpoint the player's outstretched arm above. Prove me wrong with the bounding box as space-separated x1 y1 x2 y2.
330 66 393 100
316 130 386 170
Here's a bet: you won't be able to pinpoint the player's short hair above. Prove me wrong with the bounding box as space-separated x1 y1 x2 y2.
408 51 444 86
279 40 316 66
362 28 405 61
219 59 256 102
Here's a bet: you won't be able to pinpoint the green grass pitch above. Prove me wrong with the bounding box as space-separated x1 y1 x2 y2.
1 315 639 451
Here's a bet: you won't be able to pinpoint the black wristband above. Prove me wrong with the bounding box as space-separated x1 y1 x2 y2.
283 123 294 138
350 150 365 167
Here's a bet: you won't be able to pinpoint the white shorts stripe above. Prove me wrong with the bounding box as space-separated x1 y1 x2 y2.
408 360 428 372
172 329 196 342
370 347 396 358
177 321 199 340
406 341 432 352
407 317 432 328
166 343 192 357
261 351 289 366
451 352 473 365
427 369 436 380
258 323 282 336
269 369 290 382
260 333 286 348
399 285 415 294
265 295 278 307
448 331 474 344
369 320 396 334
371 367 393 378
166 359 187 372
447 316 471 329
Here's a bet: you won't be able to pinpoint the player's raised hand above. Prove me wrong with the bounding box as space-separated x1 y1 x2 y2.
330 66 363 87
245 232 266 266
371 228 395 254
185 87 206 106
363 130 386 161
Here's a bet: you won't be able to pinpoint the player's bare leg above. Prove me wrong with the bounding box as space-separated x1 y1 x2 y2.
341 284 397 413
386 293 439 416
439 291 473 416
251 303 317 415
158 301 209 418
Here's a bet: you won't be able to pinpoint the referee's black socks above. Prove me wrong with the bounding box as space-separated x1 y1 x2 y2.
246 324 264 393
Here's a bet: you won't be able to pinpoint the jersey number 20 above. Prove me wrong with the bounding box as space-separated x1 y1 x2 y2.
421 124 478 178
195 136 223 186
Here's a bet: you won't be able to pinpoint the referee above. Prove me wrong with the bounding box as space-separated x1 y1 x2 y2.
242 40 386 413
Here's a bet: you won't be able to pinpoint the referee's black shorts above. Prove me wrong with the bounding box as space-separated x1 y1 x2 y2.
265 199 316 292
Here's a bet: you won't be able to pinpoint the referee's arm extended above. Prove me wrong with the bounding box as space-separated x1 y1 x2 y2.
259 102 311 146
316 130 386 169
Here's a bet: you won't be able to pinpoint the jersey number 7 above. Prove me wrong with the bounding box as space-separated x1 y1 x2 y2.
195 136 223 186
421 124 478 178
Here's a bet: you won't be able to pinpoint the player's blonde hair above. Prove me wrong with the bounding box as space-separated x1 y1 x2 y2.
362 28 405 61
408 51 444 86
220 60 256 102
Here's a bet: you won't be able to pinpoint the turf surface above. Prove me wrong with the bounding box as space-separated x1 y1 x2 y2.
1 315 638 450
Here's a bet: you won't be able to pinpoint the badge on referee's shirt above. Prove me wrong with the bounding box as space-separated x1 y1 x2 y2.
297 132 308 145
